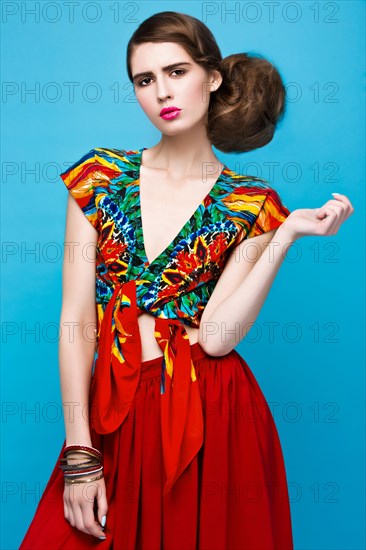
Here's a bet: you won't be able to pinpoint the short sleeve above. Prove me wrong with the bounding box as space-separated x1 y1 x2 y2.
59 149 100 230
245 187 291 239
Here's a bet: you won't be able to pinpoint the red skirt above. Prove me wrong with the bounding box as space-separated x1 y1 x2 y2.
19 342 293 550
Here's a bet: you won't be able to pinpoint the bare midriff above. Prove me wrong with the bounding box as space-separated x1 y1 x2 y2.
137 312 200 362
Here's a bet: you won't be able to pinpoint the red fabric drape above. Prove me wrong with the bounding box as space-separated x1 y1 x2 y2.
89 279 204 495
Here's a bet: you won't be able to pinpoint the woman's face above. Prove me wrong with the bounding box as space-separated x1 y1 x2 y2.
130 42 221 135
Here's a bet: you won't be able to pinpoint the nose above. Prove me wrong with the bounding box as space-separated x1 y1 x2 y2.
156 76 172 102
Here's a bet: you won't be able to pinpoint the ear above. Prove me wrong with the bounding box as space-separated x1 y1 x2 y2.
209 69 223 92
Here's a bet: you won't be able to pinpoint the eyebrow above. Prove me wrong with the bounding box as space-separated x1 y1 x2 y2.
132 62 192 83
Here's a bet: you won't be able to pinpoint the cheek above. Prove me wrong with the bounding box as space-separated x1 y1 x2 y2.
182 78 206 104
136 94 152 115
181 78 212 117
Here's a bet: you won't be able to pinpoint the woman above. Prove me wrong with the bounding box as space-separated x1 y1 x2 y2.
19 11 353 550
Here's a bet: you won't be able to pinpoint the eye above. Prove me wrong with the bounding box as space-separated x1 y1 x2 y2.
171 69 186 77
138 77 153 87
137 69 187 87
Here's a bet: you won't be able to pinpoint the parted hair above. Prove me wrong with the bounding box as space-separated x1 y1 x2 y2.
126 11 286 154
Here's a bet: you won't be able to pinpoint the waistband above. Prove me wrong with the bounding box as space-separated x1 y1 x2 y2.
140 341 208 380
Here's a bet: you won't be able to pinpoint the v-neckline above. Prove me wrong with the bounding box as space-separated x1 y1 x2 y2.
135 147 227 268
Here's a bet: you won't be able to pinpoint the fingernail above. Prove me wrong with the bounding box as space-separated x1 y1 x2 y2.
332 193 341 195
101 515 107 527
99 536 106 540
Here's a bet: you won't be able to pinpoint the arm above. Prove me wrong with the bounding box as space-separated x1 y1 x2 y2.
199 191 354 357
58 150 109 540
198 224 295 356
59 193 98 447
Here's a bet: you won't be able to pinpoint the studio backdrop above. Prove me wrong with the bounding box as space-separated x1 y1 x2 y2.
1 1 364 549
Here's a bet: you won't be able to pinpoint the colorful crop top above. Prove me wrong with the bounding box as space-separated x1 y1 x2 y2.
59 147 291 495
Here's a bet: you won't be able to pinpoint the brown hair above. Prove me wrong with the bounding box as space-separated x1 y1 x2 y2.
126 11 286 154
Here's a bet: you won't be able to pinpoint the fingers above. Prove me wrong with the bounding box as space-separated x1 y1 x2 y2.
315 207 337 227
64 491 76 528
315 193 354 232
317 201 342 217
322 207 342 234
96 488 109 532
80 501 107 539
319 193 354 213
329 194 355 221
331 193 354 211
64 483 108 540
315 206 340 234
315 206 340 224
64 498 69 523
73 505 87 533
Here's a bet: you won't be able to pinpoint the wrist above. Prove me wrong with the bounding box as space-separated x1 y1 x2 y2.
275 222 299 244
66 438 93 447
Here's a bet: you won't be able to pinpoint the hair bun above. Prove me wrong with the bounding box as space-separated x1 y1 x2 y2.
208 53 286 153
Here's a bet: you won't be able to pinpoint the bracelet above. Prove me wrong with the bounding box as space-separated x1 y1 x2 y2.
63 445 102 461
64 472 104 485
61 449 103 463
59 443 104 481
64 466 104 477
59 459 98 471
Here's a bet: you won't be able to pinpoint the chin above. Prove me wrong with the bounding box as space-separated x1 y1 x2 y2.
159 118 205 136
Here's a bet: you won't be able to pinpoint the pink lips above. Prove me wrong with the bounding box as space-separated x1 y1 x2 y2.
160 106 181 120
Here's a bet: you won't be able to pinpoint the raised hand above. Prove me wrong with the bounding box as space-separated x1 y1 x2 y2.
281 193 354 240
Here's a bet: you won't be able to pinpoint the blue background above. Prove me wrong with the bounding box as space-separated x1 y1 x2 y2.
2 1 364 548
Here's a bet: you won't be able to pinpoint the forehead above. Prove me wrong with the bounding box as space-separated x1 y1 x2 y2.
130 42 192 69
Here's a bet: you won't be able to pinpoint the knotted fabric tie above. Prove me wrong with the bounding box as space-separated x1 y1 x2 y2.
89 279 204 495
